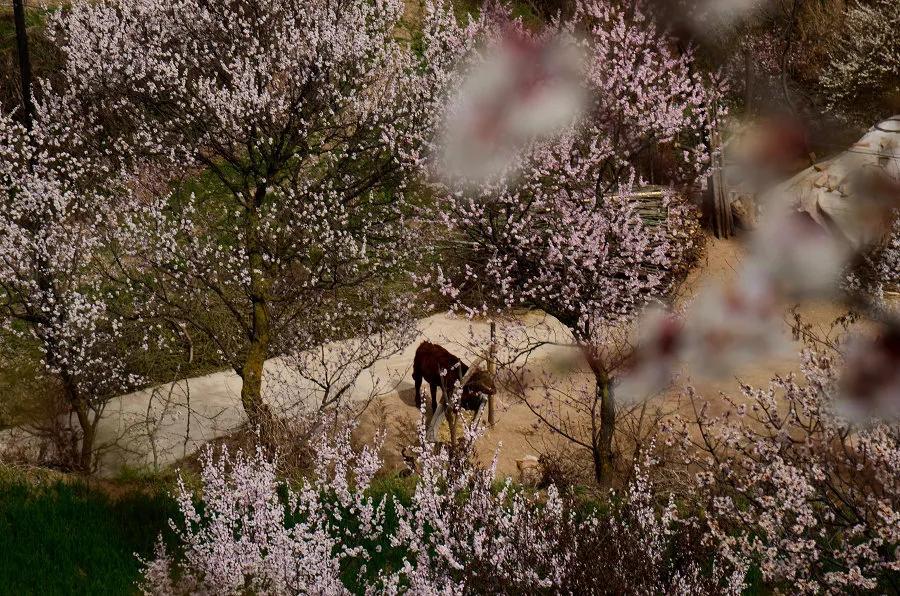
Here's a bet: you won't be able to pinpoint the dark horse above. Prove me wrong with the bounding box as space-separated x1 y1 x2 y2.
412 342 496 414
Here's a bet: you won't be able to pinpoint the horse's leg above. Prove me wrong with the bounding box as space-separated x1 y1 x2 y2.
430 383 438 414
414 374 422 409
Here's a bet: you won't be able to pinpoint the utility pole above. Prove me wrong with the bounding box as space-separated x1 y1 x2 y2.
12 0 35 129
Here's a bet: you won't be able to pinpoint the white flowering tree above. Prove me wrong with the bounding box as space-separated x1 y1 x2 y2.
428 0 710 484
48 0 432 428
821 0 900 119
0 112 142 471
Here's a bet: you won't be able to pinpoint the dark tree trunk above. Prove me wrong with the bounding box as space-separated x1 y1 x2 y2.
592 371 616 486
240 187 275 432
12 0 35 129
240 298 274 431
62 378 95 473
583 347 616 486
73 404 96 472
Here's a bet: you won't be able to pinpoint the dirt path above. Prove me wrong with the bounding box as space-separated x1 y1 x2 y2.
1 310 573 476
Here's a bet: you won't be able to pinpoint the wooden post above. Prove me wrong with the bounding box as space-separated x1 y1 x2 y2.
487 322 497 427
708 98 734 239
447 405 458 445
448 360 461 445
425 400 446 443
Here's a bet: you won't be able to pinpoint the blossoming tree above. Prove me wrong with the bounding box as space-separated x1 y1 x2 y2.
821 0 900 120
429 0 711 484
49 0 431 428
0 112 142 471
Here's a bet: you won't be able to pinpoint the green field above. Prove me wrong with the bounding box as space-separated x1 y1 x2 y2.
0 469 175 595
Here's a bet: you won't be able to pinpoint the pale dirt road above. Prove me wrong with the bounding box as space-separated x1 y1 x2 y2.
1 309 573 476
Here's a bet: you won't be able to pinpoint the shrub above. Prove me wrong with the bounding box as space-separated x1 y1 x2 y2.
141 425 384 594
142 419 747 594
671 350 900 593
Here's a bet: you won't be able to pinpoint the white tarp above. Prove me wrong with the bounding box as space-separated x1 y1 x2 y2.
768 116 900 248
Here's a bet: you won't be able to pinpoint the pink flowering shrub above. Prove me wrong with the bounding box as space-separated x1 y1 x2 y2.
142 419 747 594
876 217 900 292
378 425 579 593
141 425 385 594
380 425 746 595
562 453 748 595
861 215 900 305
669 350 900 593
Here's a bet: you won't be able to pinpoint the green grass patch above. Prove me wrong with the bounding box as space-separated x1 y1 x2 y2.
0 468 176 595
450 0 543 28
0 7 46 48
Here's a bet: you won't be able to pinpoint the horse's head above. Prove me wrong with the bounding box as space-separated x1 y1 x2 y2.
460 370 496 410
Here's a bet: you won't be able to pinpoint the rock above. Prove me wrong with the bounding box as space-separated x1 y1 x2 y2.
731 195 758 230
516 454 541 485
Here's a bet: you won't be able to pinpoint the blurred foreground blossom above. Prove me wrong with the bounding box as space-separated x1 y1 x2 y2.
616 308 682 404
751 209 853 299
680 266 791 380
723 115 812 193
781 116 900 249
618 262 789 401
439 28 586 184
839 325 900 420
619 117 900 414
843 165 900 243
